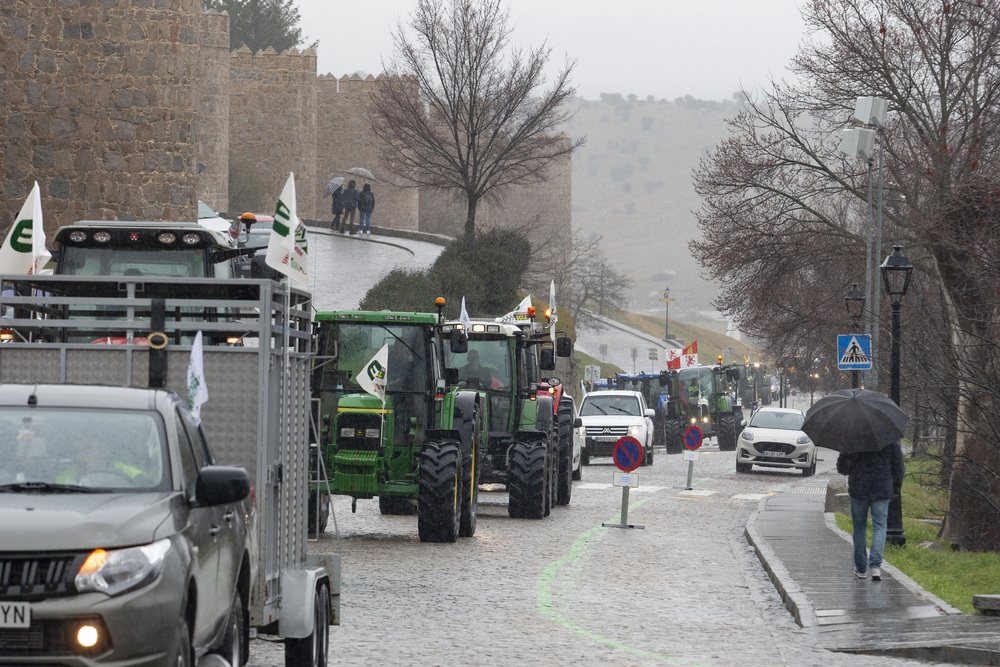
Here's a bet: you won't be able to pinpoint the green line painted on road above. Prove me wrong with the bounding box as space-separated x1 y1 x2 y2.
536 497 706 666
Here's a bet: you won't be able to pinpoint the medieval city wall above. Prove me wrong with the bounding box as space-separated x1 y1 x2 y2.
1 0 203 230
196 9 230 213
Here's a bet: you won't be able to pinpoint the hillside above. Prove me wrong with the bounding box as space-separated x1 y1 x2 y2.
561 95 739 325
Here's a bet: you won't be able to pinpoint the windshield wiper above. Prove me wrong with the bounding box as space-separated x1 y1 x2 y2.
608 405 634 415
0 481 100 493
588 405 608 415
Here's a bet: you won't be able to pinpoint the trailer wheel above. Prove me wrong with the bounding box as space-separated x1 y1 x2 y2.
664 418 683 454
459 407 483 537
284 583 330 667
417 440 462 543
556 399 573 505
508 440 546 519
379 496 417 515
717 413 737 451
307 493 330 535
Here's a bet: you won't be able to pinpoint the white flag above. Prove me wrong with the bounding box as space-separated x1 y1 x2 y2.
0 182 51 275
459 297 472 338
548 280 558 342
265 172 309 286
358 343 389 400
495 295 532 323
186 331 209 426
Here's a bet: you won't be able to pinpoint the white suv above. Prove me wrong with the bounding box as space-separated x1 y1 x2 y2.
579 390 655 466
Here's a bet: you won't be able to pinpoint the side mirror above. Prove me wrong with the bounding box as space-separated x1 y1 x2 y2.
556 336 573 357
450 329 468 354
540 348 555 371
573 417 582 428
445 367 459 385
644 409 655 418
194 466 250 507
658 371 669 386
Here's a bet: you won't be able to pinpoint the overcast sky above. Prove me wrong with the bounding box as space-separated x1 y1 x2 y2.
296 0 808 101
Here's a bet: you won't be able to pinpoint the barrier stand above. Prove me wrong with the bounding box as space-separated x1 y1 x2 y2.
603 436 645 530
603 472 644 529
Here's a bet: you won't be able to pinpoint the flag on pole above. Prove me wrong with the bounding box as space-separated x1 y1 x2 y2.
459 297 472 338
665 347 682 370
357 343 389 400
186 331 209 426
681 340 699 368
548 280 558 342
495 295 532 323
0 182 51 275
265 172 309 286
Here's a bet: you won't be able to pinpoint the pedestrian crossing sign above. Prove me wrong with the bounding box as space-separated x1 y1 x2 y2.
837 334 872 370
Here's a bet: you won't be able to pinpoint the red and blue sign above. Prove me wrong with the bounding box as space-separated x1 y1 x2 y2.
683 425 704 451
612 436 644 472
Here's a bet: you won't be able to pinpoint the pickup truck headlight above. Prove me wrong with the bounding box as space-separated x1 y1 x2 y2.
627 425 643 436
75 538 171 596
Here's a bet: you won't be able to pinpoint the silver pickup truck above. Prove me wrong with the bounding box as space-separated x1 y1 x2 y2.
0 383 254 666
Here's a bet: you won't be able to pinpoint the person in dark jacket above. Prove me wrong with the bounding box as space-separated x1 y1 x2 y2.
358 183 375 234
341 180 360 234
836 442 904 581
329 185 343 231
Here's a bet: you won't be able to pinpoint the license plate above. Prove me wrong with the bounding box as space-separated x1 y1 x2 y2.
595 436 617 442
0 601 30 628
763 451 785 457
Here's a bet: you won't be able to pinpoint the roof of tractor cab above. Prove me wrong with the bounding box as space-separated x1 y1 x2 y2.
54 220 236 250
315 310 439 324
446 319 525 338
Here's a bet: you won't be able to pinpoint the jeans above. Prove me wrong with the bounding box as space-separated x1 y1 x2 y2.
359 211 372 232
851 496 890 573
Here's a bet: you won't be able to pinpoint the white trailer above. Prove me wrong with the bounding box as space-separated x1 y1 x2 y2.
0 274 339 667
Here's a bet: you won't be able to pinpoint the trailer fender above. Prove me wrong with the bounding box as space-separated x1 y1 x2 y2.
278 566 330 638
451 391 481 459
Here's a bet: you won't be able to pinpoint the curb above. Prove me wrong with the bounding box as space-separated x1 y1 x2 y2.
744 495 818 628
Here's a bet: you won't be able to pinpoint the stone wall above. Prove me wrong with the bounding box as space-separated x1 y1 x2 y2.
1 0 203 231
196 9 230 213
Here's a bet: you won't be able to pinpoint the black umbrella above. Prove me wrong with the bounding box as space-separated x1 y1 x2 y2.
802 389 907 454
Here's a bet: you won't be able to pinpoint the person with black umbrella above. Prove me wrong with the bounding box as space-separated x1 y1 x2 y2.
802 388 907 581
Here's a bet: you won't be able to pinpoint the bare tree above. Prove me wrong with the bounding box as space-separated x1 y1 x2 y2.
368 0 583 244
692 0 1000 549
560 230 633 329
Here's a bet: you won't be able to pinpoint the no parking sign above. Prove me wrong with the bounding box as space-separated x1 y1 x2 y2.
612 436 644 473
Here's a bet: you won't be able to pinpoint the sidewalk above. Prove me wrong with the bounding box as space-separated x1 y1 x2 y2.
745 474 1000 664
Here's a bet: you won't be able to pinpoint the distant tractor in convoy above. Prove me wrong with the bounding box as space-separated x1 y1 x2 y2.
445 316 575 519
660 365 743 453
310 301 489 543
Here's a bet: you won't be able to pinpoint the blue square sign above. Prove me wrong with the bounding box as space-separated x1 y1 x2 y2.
838 334 872 370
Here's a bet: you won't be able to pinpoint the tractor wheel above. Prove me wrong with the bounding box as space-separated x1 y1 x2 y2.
556 399 573 505
417 440 462 543
307 493 330 535
459 407 483 537
379 496 417 515
664 419 683 454
717 413 738 451
508 440 547 519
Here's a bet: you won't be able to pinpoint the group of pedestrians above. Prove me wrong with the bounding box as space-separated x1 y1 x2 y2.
329 180 376 235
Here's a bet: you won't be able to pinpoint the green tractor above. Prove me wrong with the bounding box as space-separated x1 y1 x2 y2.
309 301 489 543
444 317 574 519
661 365 742 453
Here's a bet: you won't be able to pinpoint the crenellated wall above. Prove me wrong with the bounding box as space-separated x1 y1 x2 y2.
1 0 203 229
1 0 570 259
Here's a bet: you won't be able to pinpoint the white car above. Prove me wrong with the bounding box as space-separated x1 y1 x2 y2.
198 200 231 233
579 390 655 466
572 399 583 480
735 407 815 475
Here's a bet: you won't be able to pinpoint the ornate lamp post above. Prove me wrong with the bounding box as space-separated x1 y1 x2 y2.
661 288 674 341
844 282 866 389
880 244 914 547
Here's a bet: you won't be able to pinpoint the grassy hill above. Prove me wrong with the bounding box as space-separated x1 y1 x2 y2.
561 95 739 323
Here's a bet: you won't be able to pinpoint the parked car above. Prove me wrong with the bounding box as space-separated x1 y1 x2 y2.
735 406 816 475
578 390 655 466
0 384 255 665
572 398 583 480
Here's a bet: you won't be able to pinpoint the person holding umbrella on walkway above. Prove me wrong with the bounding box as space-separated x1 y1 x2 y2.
341 180 360 234
802 389 906 582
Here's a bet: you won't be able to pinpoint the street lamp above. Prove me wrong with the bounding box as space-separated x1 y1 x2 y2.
844 282 866 389
661 288 674 341
880 244 913 547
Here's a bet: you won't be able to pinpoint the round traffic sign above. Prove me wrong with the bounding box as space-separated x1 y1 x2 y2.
683 425 704 451
612 436 644 472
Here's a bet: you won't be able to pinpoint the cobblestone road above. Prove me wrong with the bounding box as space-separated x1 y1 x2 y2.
247 437 929 666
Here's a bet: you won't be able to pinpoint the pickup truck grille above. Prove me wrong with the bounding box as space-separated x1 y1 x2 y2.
585 425 629 438
0 552 82 599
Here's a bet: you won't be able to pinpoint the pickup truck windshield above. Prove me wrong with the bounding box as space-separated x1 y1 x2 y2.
0 407 171 492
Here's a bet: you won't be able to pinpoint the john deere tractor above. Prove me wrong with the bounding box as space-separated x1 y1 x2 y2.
444 317 574 519
660 365 742 453
310 300 489 543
